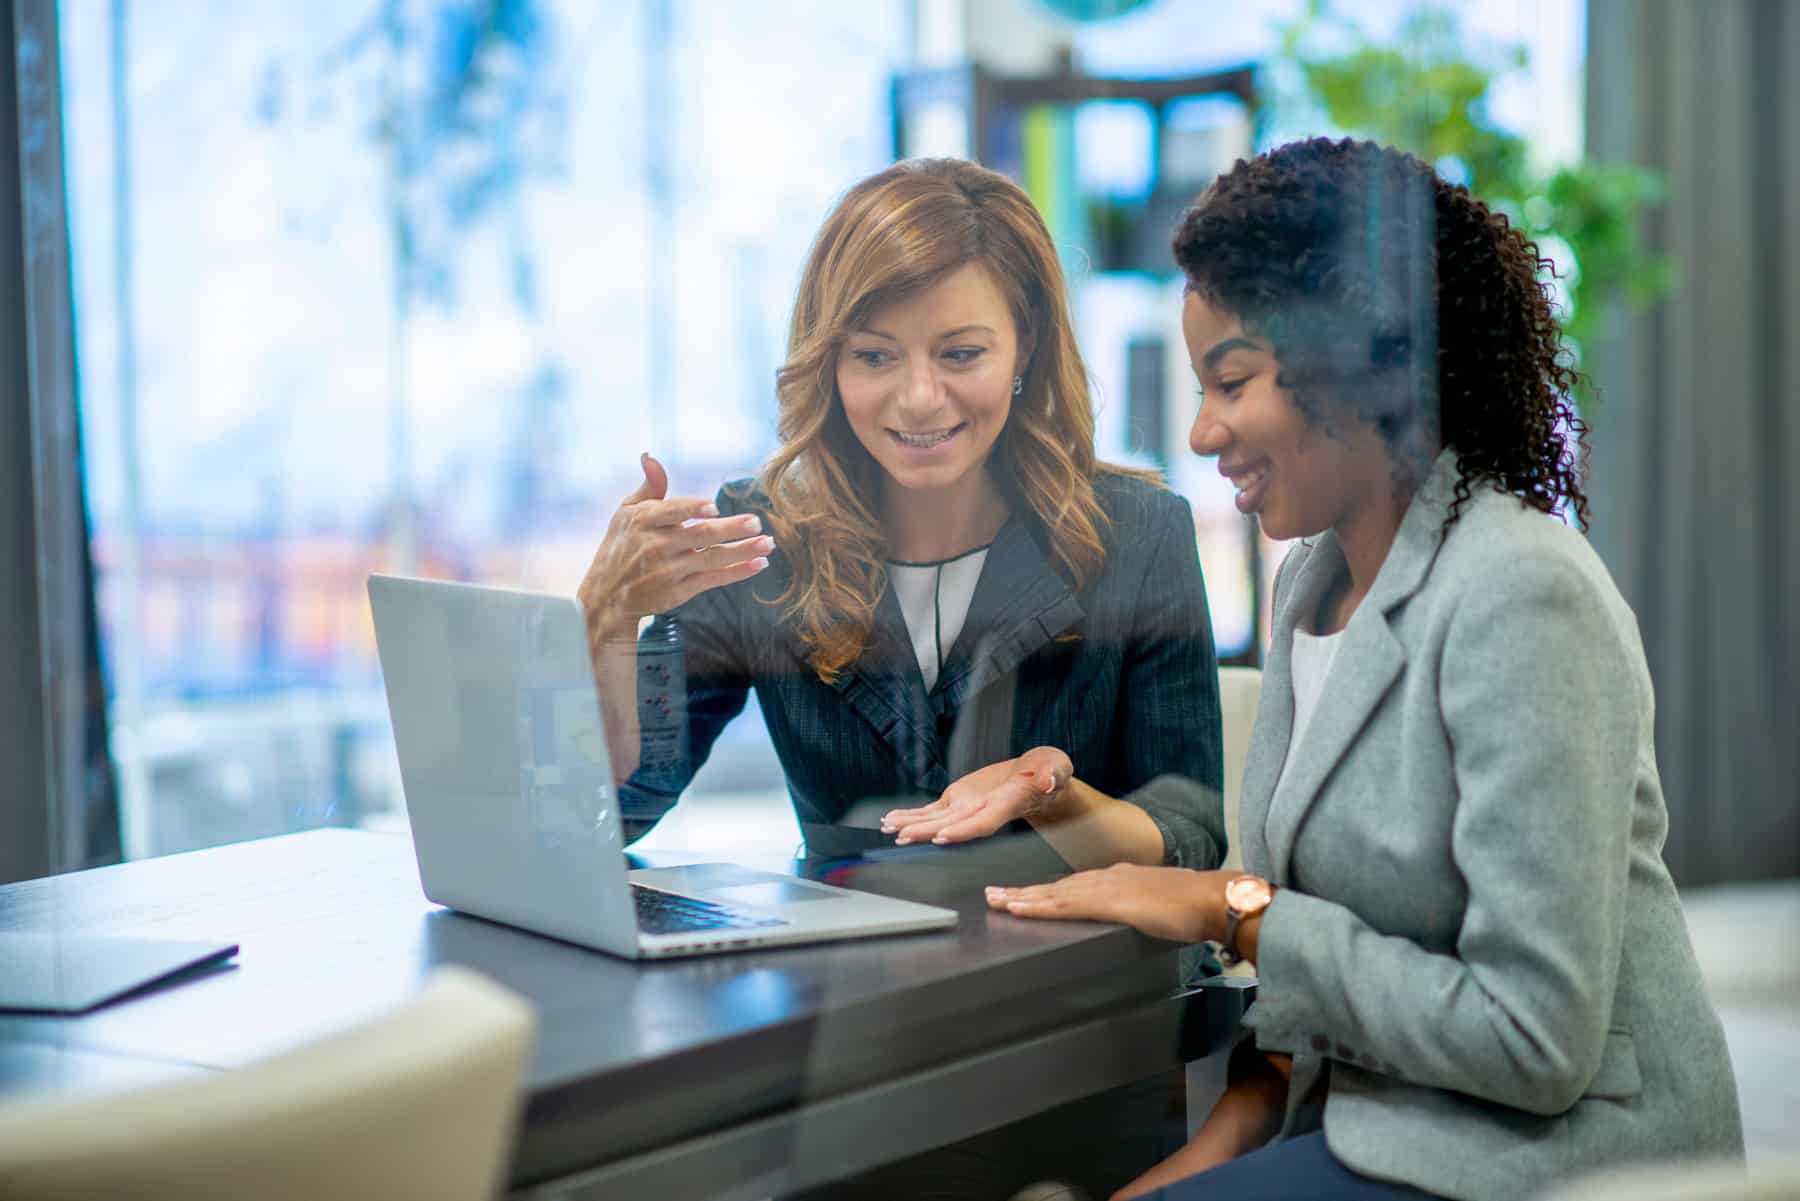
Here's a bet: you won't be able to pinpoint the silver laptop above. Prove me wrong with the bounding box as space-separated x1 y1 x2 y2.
367 574 958 958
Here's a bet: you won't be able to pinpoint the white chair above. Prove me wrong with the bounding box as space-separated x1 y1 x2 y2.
1216 665 1264 876
1006 669 1270 1201
1181 666 1264 1141
1535 1156 1800 1200
0 966 536 1201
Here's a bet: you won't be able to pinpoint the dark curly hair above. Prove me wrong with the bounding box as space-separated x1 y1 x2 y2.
1171 137 1589 530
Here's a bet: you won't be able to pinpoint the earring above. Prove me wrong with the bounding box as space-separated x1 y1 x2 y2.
1012 375 1023 396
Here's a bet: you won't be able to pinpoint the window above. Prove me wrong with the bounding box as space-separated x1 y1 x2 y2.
62 0 906 859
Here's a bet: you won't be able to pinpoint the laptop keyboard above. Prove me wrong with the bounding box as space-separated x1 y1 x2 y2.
631 885 788 935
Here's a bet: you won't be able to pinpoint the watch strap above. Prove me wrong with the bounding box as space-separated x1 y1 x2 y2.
1221 908 1248 966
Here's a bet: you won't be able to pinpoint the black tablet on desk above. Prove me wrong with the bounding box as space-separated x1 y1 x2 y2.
0 934 238 1014
799 819 1074 902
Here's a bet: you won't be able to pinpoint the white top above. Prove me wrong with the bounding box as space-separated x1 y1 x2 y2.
886 548 990 692
1271 624 1345 800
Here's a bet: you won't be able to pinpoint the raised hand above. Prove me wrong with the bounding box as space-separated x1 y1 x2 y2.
577 453 772 645
880 745 1074 846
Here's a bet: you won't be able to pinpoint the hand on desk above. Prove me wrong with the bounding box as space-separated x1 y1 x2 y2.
879 746 1073 846
983 865 1241 946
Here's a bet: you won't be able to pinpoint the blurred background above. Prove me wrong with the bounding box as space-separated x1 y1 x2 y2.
33 0 1601 860
4 1 1795 1154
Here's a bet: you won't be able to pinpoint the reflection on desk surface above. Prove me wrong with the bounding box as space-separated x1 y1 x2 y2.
0 828 1214 1194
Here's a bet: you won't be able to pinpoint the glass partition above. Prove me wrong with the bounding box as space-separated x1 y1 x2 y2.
61 0 906 860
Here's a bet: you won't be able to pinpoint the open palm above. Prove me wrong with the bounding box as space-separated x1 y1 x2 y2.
880 746 1073 846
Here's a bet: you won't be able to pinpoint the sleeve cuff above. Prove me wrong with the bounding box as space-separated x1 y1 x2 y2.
1121 774 1226 869
1143 806 1185 867
1236 887 1312 1052
619 777 680 822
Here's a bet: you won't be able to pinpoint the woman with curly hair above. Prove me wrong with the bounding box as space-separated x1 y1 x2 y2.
577 157 1225 1196
893 139 1743 1199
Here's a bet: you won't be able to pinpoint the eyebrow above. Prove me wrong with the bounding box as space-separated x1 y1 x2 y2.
857 324 998 342
1202 336 1261 371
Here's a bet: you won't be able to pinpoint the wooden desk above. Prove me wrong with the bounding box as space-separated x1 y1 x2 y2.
0 829 1251 1200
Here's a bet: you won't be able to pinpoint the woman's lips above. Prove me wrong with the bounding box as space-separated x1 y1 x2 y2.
1229 462 1270 514
889 424 965 451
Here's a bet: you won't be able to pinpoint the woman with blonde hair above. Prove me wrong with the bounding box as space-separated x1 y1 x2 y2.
578 156 1227 1197
582 157 1224 871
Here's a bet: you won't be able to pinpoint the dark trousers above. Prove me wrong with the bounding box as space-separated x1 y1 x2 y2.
787 1071 1181 1201
1144 1131 1444 1200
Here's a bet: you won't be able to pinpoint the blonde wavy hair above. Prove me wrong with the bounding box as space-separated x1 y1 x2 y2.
760 157 1142 683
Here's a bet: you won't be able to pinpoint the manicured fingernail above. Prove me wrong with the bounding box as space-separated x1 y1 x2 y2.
701 502 720 516
932 834 948 844
755 536 775 552
745 515 762 533
748 557 769 571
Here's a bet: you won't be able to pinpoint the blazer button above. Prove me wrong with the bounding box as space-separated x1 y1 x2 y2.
1335 1042 1358 1061
1311 1034 1331 1053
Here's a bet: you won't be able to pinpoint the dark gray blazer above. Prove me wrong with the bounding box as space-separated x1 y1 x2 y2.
620 471 1226 869
1239 450 1742 1199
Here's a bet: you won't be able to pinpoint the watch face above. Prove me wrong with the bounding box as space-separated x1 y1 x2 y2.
1226 875 1274 913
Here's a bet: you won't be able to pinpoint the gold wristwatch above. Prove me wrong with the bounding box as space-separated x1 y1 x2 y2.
1220 874 1275 967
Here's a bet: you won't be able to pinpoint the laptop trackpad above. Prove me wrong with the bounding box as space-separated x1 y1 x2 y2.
710 880 844 907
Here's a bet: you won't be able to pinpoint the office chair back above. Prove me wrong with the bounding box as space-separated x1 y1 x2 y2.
0 965 536 1201
1218 665 1263 874
1538 1156 1800 1200
1179 665 1266 1139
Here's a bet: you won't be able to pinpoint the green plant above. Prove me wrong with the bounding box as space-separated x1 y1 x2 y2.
1265 2 1672 411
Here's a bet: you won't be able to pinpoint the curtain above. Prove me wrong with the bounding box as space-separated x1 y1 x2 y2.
1 0 122 880
1585 0 1800 886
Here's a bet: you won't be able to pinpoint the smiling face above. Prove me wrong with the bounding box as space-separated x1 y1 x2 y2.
1182 290 1393 542
836 262 1024 500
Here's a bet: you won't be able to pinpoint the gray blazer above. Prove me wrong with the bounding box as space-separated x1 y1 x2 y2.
1237 450 1742 1200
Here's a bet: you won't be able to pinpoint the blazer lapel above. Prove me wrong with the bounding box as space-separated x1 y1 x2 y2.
1238 535 1333 881
1256 451 1460 884
826 583 939 773
1260 594 1406 884
824 507 1087 783
932 511 1085 717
